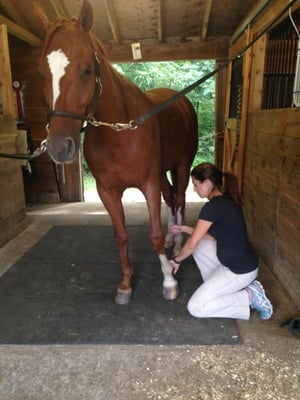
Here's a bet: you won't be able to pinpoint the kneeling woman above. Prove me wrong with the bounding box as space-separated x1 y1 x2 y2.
169 162 273 320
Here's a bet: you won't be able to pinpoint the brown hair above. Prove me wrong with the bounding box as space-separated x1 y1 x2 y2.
191 162 240 204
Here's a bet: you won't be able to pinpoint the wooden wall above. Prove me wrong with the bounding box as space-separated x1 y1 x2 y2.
0 156 28 246
0 25 27 246
223 0 300 309
243 109 300 309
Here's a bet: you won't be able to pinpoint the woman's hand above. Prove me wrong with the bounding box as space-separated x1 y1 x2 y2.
168 224 194 236
169 258 181 274
168 224 181 234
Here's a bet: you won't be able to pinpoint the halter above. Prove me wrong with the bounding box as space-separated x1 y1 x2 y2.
46 52 102 128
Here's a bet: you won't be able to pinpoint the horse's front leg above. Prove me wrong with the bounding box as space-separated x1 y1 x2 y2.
143 183 179 301
96 185 133 305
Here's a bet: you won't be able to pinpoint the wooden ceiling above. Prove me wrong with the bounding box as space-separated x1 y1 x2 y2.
0 0 261 62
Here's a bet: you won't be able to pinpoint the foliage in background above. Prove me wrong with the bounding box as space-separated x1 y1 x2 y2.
83 60 216 188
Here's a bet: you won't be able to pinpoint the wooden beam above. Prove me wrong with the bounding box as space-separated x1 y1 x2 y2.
104 0 122 45
157 0 163 43
49 0 70 18
106 37 229 62
0 0 31 31
0 14 41 47
201 0 213 41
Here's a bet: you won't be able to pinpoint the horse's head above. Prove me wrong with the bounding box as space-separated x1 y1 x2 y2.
34 0 101 164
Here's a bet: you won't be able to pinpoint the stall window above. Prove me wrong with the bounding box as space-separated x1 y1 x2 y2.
262 10 300 109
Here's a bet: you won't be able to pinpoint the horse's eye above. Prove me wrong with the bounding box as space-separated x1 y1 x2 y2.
83 66 92 77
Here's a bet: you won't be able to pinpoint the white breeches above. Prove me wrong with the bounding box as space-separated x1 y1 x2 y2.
188 239 258 320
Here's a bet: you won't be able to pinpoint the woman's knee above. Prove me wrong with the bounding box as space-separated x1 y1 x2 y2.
187 297 205 318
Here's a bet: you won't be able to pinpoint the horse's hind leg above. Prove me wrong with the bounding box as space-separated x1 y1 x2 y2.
161 169 185 256
161 172 176 248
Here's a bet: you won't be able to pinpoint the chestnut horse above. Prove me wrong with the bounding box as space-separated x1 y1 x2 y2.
34 0 198 305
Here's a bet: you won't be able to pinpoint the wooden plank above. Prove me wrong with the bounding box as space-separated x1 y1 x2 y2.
0 24 15 118
279 146 300 199
201 0 213 42
0 116 16 132
246 130 286 164
244 152 281 190
49 0 70 18
273 249 300 310
277 192 300 230
277 213 299 267
215 60 227 168
0 15 41 47
248 109 286 135
0 157 27 246
248 34 267 111
285 108 300 138
107 38 229 62
230 0 271 45
104 0 121 45
157 0 163 43
237 28 253 194
253 0 300 40
222 59 232 172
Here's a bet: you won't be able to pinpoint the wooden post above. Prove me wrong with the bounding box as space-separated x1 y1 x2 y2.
215 59 227 169
236 28 253 195
222 61 233 172
0 24 16 119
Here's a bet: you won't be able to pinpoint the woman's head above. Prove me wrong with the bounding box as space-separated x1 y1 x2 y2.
191 162 240 203
191 162 223 188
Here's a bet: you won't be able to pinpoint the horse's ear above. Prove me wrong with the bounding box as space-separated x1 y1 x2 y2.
78 0 94 32
33 2 50 35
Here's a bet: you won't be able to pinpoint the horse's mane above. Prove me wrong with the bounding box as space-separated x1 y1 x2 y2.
88 32 108 58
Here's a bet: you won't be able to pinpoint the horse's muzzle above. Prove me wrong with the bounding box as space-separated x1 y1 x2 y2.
46 137 77 164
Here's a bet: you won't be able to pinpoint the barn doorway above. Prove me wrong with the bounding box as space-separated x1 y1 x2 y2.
82 60 216 202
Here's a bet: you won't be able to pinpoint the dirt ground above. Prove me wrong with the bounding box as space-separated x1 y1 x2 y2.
0 199 299 399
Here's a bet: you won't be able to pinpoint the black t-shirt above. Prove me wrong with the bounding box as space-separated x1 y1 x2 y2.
199 195 258 273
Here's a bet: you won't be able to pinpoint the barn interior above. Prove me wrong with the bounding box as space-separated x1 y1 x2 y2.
0 0 299 398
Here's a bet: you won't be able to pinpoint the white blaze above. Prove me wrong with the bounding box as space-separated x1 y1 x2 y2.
47 49 70 109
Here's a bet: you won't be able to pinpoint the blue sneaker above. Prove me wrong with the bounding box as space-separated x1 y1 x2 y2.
247 280 273 320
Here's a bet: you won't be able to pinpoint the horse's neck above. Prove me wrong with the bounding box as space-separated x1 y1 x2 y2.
96 56 149 121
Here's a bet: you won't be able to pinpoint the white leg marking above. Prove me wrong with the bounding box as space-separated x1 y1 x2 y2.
174 207 183 255
159 254 177 288
165 206 176 247
47 49 70 109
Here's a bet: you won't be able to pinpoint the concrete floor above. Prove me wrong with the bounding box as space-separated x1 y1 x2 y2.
0 196 299 400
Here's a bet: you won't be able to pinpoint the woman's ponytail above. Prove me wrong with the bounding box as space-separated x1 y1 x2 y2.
222 172 240 204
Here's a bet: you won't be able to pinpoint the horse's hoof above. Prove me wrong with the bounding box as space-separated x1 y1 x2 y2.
115 288 132 305
163 284 179 301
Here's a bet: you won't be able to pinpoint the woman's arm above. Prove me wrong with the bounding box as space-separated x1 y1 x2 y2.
170 219 213 273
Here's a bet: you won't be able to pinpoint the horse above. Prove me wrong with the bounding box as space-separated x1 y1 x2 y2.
33 0 198 305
